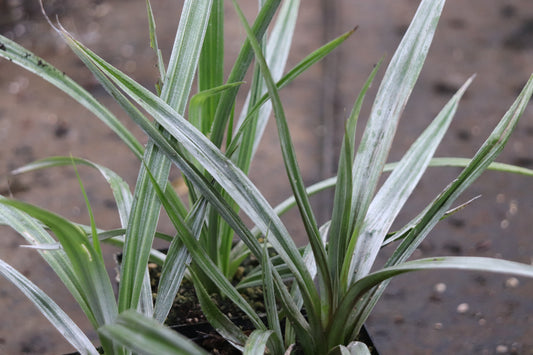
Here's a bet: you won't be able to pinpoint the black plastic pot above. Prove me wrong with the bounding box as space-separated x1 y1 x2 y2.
113 252 380 354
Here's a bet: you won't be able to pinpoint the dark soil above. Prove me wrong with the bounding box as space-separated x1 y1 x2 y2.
146 255 264 355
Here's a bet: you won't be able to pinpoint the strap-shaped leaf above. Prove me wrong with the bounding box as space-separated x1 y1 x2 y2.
198 0 224 133
344 0 446 276
0 201 118 355
160 0 212 111
0 199 95 326
348 77 472 282
98 310 208 355
232 0 327 328
227 25 355 162
190 82 244 133
327 60 381 294
146 165 266 330
348 73 533 339
227 26 356 160
261 238 284 354
235 0 300 164
210 0 282 147
389 74 533 268
243 330 275 355
190 269 248 350
145 0 166 87
330 256 533 345
272 157 533 223
0 199 117 327
13 156 133 227
60 30 318 323
0 260 98 355
0 35 143 158
154 200 206 322
96 0 211 313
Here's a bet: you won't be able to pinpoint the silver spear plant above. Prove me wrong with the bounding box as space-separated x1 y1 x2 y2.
1 0 533 354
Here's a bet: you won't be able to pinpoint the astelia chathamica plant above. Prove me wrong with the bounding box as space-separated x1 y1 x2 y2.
1 0 533 354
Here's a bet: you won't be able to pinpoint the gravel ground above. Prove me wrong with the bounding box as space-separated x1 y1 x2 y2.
1 1 533 354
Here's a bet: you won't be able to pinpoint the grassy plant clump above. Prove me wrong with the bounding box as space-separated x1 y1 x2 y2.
1 1 533 354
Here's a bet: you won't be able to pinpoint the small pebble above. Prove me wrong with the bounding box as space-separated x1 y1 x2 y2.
478 318 486 326
393 315 404 324
434 283 447 293
457 303 469 314
508 200 518 215
505 277 520 288
496 344 509 353
500 219 510 229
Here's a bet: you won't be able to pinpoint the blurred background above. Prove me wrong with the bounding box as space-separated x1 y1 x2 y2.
1 0 533 354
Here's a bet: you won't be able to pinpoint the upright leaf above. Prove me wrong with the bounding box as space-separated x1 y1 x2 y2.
342 0 446 291
210 0 283 147
348 77 473 282
61 33 319 327
349 74 533 338
118 0 212 313
198 0 224 133
327 60 381 298
231 0 328 336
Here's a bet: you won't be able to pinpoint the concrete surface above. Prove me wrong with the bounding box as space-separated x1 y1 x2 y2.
1 0 533 354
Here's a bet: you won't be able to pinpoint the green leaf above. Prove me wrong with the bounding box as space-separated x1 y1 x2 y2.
145 0 166 88
98 310 208 355
160 0 213 111
327 59 382 298
0 199 117 325
13 156 133 229
424 157 533 176
118 0 212 313
144 160 266 330
330 255 533 346
0 35 143 159
198 0 224 132
231 25 355 159
261 237 284 354
0 198 95 326
153 200 205 322
390 74 533 268
190 82 244 134
210 0 283 147
61 28 318 327
348 76 473 282
233 0 300 170
0 199 117 353
231 0 327 333
243 330 275 355
343 0 446 287
0 259 99 355
349 73 533 339
190 269 248 350
271 157 533 224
